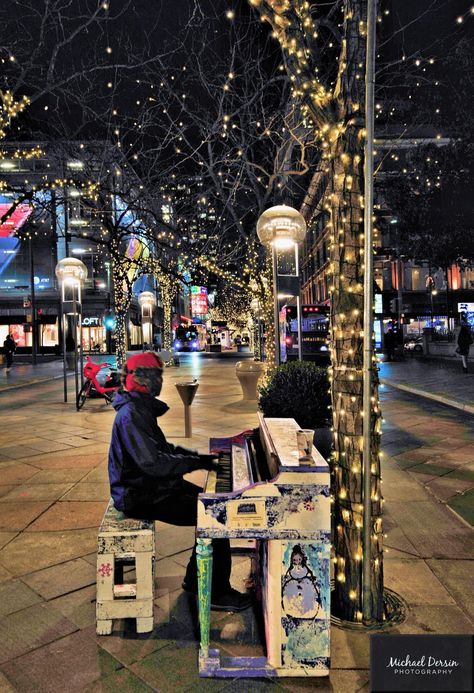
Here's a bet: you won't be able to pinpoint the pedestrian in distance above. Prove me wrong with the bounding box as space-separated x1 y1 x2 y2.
384 328 396 362
456 318 473 374
107 351 252 612
3 334 16 371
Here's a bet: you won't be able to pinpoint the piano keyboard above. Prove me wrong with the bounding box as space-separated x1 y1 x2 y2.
205 432 272 495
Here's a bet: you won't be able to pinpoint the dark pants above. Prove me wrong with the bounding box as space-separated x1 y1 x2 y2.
123 481 231 595
5 352 13 367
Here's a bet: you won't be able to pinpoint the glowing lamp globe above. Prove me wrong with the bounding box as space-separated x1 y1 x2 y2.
138 291 157 309
250 297 260 313
256 205 307 248
55 257 88 285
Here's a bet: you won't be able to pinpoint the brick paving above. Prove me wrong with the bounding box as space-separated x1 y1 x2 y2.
0 356 471 692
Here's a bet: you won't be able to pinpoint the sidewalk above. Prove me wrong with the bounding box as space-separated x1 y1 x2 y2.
380 359 473 526
0 359 472 692
379 356 474 414
0 360 69 393
0 357 117 393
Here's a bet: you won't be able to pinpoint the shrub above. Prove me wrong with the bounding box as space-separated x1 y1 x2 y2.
258 361 331 429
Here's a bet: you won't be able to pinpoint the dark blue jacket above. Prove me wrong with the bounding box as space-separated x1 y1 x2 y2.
108 390 202 510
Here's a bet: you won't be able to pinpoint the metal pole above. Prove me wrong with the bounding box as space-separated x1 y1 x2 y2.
295 244 303 361
73 289 79 403
63 184 69 257
297 295 303 361
62 311 68 403
362 0 377 623
184 404 192 438
79 316 84 387
29 238 37 365
397 259 403 327
272 245 280 366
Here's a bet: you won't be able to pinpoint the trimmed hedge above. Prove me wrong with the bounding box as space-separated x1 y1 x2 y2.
258 360 331 429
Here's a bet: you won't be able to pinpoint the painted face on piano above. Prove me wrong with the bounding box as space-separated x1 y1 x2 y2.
282 544 320 619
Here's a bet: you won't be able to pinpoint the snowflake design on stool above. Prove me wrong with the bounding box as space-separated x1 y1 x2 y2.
98 562 113 577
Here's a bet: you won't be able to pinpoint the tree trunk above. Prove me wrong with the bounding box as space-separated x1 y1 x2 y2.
155 270 176 352
161 288 173 351
262 259 276 368
328 126 384 623
112 259 131 368
248 0 385 624
114 306 128 368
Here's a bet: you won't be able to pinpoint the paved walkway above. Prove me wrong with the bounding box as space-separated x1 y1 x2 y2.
0 360 69 392
0 359 471 692
3 352 472 413
379 356 473 414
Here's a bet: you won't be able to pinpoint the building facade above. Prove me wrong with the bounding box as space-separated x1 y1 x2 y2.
0 142 176 356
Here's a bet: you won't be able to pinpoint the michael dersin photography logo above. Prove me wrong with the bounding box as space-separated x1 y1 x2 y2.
370 634 473 692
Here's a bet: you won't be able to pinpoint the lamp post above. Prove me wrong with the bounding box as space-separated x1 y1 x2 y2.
257 205 307 366
55 258 87 403
138 291 157 348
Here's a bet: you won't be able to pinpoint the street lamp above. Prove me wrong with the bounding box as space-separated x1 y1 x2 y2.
55 257 88 403
257 205 306 365
138 291 157 348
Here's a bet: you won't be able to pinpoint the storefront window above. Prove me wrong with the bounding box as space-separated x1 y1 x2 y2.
9 324 32 347
81 326 106 352
129 324 142 346
462 268 474 290
40 322 58 347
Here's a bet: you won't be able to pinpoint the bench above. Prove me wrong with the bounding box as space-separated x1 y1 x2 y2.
96 499 155 635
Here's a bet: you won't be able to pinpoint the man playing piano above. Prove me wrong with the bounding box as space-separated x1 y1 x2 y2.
108 351 251 612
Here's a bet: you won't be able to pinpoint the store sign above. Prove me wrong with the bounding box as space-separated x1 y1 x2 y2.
190 286 208 315
82 316 100 327
458 302 474 313
33 276 50 286
374 294 383 314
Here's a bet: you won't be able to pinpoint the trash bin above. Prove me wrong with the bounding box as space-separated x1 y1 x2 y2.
235 361 265 400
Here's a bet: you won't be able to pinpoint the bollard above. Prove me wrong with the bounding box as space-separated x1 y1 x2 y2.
175 379 199 437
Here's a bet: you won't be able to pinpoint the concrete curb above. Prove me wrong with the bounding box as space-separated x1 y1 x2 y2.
381 378 474 416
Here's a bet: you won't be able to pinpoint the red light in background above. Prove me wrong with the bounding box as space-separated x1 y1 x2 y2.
0 203 32 237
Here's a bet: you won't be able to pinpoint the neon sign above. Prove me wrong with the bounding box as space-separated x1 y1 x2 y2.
190 286 208 315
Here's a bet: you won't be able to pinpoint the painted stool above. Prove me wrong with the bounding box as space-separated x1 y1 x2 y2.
96 499 155 635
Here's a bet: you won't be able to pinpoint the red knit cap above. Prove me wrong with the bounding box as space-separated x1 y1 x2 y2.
125 352 164 394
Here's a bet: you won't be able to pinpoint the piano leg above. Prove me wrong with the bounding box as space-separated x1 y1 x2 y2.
196 538 212 657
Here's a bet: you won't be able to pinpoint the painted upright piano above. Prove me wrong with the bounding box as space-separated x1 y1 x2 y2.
196 414 331 678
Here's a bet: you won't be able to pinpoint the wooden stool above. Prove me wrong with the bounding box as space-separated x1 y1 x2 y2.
96 499 155 635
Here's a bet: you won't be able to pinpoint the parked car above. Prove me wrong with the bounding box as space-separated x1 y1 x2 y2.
404 337 423 353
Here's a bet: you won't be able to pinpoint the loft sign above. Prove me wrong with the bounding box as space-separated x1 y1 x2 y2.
82 316 100 327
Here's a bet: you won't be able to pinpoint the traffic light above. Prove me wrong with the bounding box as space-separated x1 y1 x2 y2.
389 298 398 313
104 313 116 330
